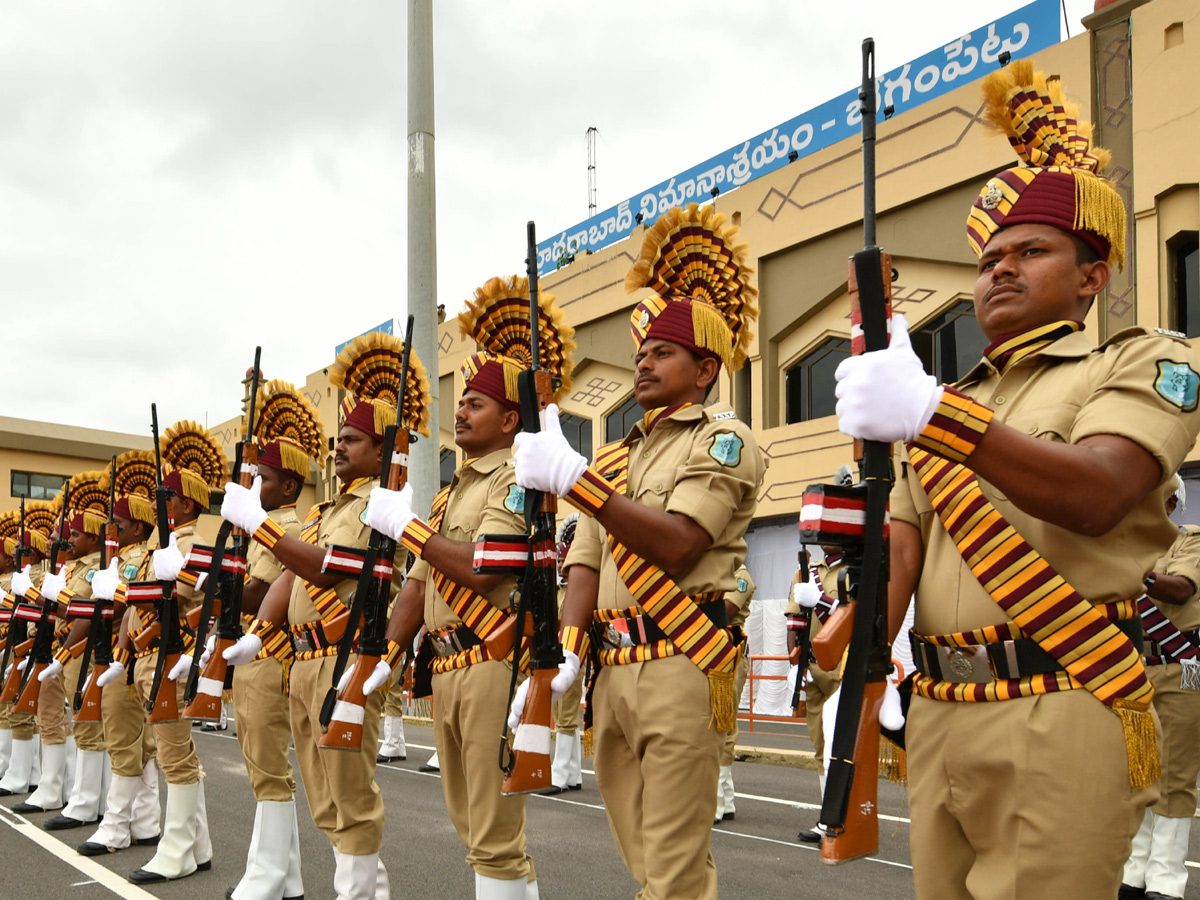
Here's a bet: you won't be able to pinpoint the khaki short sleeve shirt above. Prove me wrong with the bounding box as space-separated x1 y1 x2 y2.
725 565 755 630
1153 527 1200 632
246 506 302 586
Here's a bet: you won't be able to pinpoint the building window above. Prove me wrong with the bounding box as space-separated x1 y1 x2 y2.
785 338 849 424
10 471 68 500
605 394 642 443
439 447 456 488
559 412 593 463
1169 232 1200 338
910 300 988 383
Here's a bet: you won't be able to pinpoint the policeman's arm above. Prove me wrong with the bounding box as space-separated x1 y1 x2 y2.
240 577 271 617
259 537 341 588
1146 573 1197 607
417 535 505 596
594 497 711 580
887 520 922 645
384 576 426 650
254 570 295 629
560 565 599 633
969 429 1161 537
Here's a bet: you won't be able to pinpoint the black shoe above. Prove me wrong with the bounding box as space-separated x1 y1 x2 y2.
130 859 210 884
1117 886 1145 900
417 764 439 773
1144 892 1181 900
797 827 825 844
376 753 406 763
537 785 567 796
722 811 735 821
45 814 94 830
567 783 582 791
12 801 52 814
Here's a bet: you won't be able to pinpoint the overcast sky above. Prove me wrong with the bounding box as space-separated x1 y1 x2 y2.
2 0 1096 437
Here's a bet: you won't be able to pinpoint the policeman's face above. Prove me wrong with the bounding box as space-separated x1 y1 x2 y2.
973 223 1110 341
168 492 202 526
454 389 519 457
256 464 296 512
114 514 147 549
633 339 719 410
334 425 383 482
69 528 100 556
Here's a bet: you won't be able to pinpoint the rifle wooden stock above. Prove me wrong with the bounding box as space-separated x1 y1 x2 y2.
132 621 161 653
812 603 855 672
64 637 89 661
318 653 378 752
322 610 349 647
820 679 885 864
482 611 535 663
0 639 35 703
182 635 234 721
502 667 554 795
13 660 50 714
74 665 104 723
146 651 181 724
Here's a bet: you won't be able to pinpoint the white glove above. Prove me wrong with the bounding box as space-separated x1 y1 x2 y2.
91 558 121 601
17 658 28 673
222 633 262 666
336 659 393 697
512 404 588 497
793 580 821 609
10 565 33 597
152 533 185 582
834 314 944 443
880 679 906 731
167 654 194 682
221 475 270 535
38 658 64 683
507 650 581 730
96 661 126 687
364 484 416 542
199 635 216 668
40 569 67 602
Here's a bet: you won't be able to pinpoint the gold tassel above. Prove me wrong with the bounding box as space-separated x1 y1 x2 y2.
126 494 156 526
502 359 522 406
1115 701 1160 789
1074 170 1127 271
879 735 908 785
581 726 593 759
372 399 396 439
707 667 737 733
277 439 312 478
691 300 735 372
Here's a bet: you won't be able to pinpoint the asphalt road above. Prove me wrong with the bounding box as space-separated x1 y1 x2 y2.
3 718 1196 899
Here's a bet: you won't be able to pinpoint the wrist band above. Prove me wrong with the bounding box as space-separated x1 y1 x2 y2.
112 647 131 668
382 640 404 669
253 517 287 551
249 618 279 642
564 467 617 517
54 645 72 666
561 624 590 660
399 517 436 557
912 386 995 463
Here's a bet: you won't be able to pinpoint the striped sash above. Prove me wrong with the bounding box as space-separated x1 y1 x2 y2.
594 440 739 730
910 446 1159 786
811 566 838 625
1138 596 1200 666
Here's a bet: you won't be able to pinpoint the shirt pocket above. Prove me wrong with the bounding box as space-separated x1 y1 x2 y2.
633 469 678 512
1002 401 1079 443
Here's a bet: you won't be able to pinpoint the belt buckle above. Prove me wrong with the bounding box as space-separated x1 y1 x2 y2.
937 645 992 683
430 634 453 657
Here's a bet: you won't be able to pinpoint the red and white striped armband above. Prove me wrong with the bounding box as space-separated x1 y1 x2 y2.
913 387 995 463
253 517 288 551
399 517 436 557
561 625 590 660
563 467 616 517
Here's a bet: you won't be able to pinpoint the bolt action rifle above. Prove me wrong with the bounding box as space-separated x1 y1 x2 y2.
142 403 183 724
72 455 120 722
799 38 895 864
317 315 415 752
182 348 261 721
14 487 71 714
789 547 812 713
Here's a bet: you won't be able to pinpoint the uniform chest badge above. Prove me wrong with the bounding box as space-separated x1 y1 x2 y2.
736 577 748 593
504 485 526 514
86 569 96 583
123 564 139 580
1154 360 1200 412
708 432 743 467
980 181 1003 210
359 508 371 525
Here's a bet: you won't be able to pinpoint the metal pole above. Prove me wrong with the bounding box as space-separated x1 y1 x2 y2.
408 0 439 517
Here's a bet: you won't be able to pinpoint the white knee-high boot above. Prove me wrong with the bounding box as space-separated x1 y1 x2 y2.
128 780 203 883
1122 808 1155 889
0 729 12 780
47 748 108 828
334 850 388 900
16 739 69 811
376 716 406 762
0 737 36 795
283 800 304 900
230 800 300 900
1145 813 1191 898
475 872 527 900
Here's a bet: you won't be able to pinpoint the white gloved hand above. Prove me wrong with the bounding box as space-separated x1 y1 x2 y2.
40 569 67 602
879 679 906 731
221 476 270 534
167 654 194 682
222 633 262 666
152 533 185 582
96 661 126 687
512 404 588 497
10 565 33 597
37 658 64 683
17 658 28 673
507 650 581 730
793 580 821 609
336 659 393 697
364 484 416 542
91 558 121 601
834 314 944 443
199 635 216 668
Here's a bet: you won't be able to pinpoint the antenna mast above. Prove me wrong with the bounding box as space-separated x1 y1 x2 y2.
586 126 598 216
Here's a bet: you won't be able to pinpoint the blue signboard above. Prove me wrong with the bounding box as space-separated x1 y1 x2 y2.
535 0 1061 274
334 317 397 358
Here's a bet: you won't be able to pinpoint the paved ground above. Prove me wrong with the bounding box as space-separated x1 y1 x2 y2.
1 715 1197 899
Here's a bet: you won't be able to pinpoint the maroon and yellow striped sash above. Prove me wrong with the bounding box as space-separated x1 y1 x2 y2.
909 446 1158 785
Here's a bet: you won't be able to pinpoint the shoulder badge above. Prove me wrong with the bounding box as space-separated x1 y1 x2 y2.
123 563 139 580
504 484 526 515
708 432 744 467
359 507 371 526
1154 360 1200 412
712 410 737 421
736 576 748 593
86 569 96 583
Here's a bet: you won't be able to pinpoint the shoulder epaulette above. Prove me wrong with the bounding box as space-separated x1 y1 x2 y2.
1100 325 1193 349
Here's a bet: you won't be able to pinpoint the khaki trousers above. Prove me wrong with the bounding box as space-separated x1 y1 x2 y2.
34 659 70 745
804 661 840 760
133 654 199 784
233 656 295 802
289 654 384 855
907 690 1155 900
63 655 105 751
592 655 720 900
102 674 156 777
719 649 750 766
1148 662 1200 817
433 660 534 881
551 664 584 735
383 668 407 719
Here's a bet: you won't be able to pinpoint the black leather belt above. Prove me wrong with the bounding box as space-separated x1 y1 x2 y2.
911 617 1144 684
619 599 728 647
291 622 334 655
428 624 482 658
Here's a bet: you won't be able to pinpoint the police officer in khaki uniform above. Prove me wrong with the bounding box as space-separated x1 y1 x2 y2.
714 563 754 824
80 470 162 858
513 204 764 900
221 332 431 900
1122 478 1200 900
835 63 1200 899
541 514 584 797
366 275 575 900
224 379 324 900
0 512 38 792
